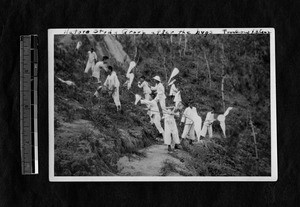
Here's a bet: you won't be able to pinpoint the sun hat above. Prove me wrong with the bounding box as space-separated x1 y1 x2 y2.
153 76 161 82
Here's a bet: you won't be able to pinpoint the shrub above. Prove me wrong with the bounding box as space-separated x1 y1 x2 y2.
79 129 93 142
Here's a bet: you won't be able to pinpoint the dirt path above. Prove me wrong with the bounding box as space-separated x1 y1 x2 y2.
117 143 197 176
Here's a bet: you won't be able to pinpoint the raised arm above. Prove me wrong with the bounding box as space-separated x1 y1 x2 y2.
151 84 157 91
138 81 144 88
140 99 153 106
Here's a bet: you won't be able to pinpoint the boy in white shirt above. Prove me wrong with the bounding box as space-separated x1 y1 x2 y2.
103 66 121 111
169 80 178 98
200 107 216 138
180 99 199 145
140 97 164 138
92 56 109 83
138 76 151 100
173 84 182 108
84 48 97 74
151 76 166 110
163 107 181 151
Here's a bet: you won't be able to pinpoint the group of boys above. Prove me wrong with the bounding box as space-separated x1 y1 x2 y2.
85 48 218 152
136 74 213 152
85 48 121 111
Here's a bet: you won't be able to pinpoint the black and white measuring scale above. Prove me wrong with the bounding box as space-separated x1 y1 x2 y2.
20 35 38 174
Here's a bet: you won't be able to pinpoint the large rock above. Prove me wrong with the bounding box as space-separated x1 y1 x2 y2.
104 35 131 65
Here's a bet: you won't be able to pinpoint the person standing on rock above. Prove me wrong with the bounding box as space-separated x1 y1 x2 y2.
92 56 109 83
140 97 164 139
163 107 181 151
138 76 151 101
180 99 197 145
84 48 97 74
103 66 121 111
151 76 166 110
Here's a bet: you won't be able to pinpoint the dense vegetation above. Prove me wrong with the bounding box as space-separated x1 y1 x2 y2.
54 33 271 176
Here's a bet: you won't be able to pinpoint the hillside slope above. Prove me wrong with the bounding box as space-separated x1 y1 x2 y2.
54 34 271 176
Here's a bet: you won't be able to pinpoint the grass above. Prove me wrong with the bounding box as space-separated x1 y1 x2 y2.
79 129 93 141
125 150 147 162
160 160 181 176
160 160 192 176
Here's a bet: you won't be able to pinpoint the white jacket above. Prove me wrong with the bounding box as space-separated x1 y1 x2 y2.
94 61 108 71
151 83 166 99
138 81 151 94
92 61 107 78
104 71 120 90
163 110 179 129
181 107 198 124
140 99 160 116
87 51 97 63
169 84 178 96
204 111 215 123
174 91 182 103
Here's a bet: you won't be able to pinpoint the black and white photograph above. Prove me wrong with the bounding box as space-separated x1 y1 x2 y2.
49 28 276 181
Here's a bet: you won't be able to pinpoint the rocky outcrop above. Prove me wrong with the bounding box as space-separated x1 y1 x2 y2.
104 34 131 65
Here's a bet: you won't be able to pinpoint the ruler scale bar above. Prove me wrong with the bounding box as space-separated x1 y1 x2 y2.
20 35 38 175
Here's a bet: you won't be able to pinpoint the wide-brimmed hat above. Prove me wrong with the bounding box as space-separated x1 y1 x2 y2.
153 76 161 82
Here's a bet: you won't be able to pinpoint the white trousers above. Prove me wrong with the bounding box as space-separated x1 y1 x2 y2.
181 123 195 140
152 113 164 134
164 121 180 145
84 62 95 73
201 121 213 138
112 87 121 107
158 97 166 110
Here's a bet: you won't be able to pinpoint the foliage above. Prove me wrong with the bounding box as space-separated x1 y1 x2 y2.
54 33 271 176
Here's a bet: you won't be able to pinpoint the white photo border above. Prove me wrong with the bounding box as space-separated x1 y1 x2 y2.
48 28 277 182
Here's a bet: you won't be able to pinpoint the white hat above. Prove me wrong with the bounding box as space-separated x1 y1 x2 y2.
153 76 161 82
